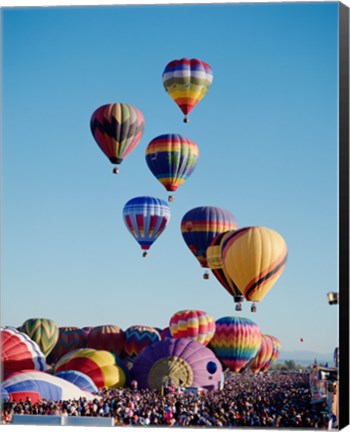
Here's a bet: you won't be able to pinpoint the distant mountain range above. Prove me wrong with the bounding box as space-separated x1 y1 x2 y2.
278 350 334 366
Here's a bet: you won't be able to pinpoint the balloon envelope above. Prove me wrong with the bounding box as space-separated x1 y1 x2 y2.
90 103 144 165
207 231 244 300
222 226 288 302
55 370 99 393
123 196 170 252
209 316 262 372
19 318 59 357
124 325 161 358
131 338 223 390
48 326 87 363
249 334 274 374
1 327 47 372
145 134 199 195
3 370 98 402
169 310 215 346
87 325 124 357
162 58 213 121
55 348 127 389
181 206 238 268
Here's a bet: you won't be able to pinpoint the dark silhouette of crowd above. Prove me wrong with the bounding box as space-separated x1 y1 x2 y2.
1 371 331 428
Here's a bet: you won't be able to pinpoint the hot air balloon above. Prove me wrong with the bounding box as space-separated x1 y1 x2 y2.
3 370 98 402
249 334 274 374
260 335 282 372
55 370 99 393
87 325 124 357
48 326 88 364
123 196 171 257
209 316 262 372
181 206 238 278
207 231 244 311
162 58 213 123
131 338 223 390
145 134 199 202
160 327 172 341
1 327 47 372
222 227 288 312
55 348 127 389
169 310 215 346
90 103 145 174
124 325 161 358
19 318 59 357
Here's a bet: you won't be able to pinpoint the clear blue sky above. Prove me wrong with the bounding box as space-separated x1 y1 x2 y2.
2 2 340 356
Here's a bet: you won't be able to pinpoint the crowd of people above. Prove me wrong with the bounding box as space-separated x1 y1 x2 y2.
2 371 331 428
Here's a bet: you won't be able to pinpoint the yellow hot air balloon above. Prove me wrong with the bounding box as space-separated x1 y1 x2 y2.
222 227 288 312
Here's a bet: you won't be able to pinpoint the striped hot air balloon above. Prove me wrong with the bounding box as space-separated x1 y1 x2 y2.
249 334 274 374
145 134 199 202
123 196 171 257
169 310 215 346
207 231 244 310
181 206 238 278
209 316 262 372
222 227 288 312
19 318 59 357
124 325 161 358
162 58 213 123
87 325 124 357
1 327 47 372
90 103 144 173
260 335 282 372
55 348 127 389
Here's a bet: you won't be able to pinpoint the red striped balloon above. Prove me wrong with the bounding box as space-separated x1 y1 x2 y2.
169 310 215 346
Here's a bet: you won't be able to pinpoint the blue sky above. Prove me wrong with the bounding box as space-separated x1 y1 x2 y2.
1 2 340 355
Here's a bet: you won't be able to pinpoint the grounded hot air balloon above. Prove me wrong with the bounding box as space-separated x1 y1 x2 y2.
47 327 88 364
124 325 161 358
55 370 99 393
145 134 199 202
131 338 223 390
162 58 213 123
19 318 59 357
169 310 215 346
222 227 288 312
87 325 124 357
55 348 127 389
123 196 171 257
249 334 274 374
3 370 98 402
181 206 238 278
260 335 282 372
207 231 244 311
90 103 145 174
209 316 262 372
1 327 47 373
160 327 172 341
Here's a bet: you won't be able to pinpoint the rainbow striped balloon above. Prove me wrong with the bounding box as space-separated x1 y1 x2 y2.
162 58 213 123
145 134 199 199
209 316 262 372
169 310 215 346
222 226 288 303
249 334 274 374
260 335 282 372
19 318 59 357
181 206 238 268
124 325 161 358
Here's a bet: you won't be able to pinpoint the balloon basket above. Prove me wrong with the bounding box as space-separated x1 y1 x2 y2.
183 116 188 123
142 251 148 258
168 195 174 202
203 272 209 280
235 304 242 312
113 167 120 174
251 303 257 313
